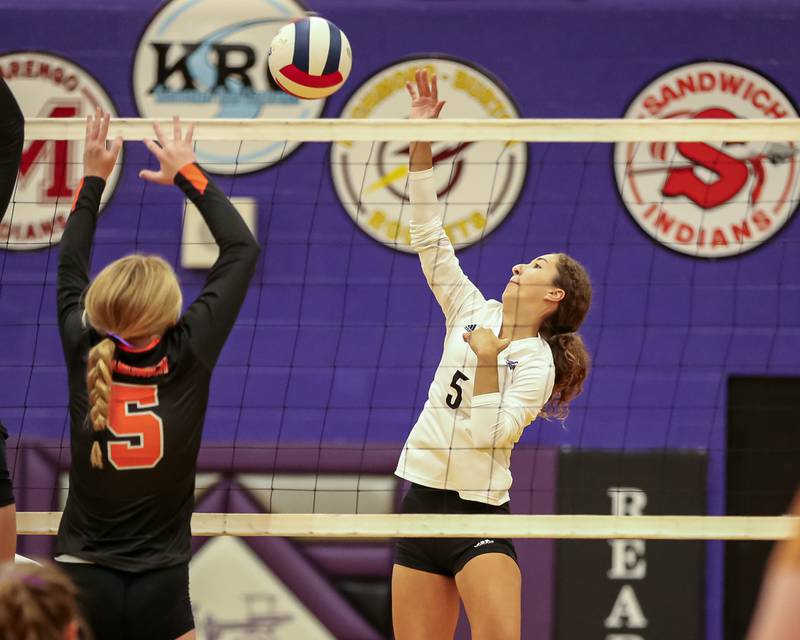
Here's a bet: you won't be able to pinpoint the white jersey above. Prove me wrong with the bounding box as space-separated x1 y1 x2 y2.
395 169 555 505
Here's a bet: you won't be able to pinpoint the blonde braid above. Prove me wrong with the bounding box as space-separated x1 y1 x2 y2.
87 337 115 469
83 253 183 470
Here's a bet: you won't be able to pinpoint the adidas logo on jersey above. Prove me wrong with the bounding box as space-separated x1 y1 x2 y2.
505 359 518 370
464 324 477 333
473 538 495 548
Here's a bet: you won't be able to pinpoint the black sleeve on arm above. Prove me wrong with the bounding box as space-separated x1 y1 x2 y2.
0 423 14 507
175 164 260 369
57 177 105 358
0 77 24 223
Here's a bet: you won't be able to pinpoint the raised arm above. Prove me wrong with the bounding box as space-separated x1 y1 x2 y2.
57 109 122 355
0 423 15 562
0 77 23 222
407 69 486 325
139 118 260 369
746 490 800 640
0 80 23 560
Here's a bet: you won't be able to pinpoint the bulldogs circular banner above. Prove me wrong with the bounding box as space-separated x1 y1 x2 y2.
0 52 122 250
614 61 799 258
132 0 322 174
330 56 527 253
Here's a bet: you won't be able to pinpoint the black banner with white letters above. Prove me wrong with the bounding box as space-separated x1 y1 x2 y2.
555 451 706 640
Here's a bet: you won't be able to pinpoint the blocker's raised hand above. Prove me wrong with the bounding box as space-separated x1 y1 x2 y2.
139 116 197 185
83 106 122 182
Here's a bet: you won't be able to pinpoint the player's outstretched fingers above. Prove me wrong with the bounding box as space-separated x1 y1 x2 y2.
144 138 164 160
153 121 168 148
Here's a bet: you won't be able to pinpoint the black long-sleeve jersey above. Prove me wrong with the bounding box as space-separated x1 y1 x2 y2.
55 165 260 572
0 77 24 222
0 77 23 509
0 423 13 508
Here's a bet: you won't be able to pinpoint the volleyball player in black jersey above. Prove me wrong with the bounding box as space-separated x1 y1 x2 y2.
0 76 25 562
55 108 260 640
0 77 23 221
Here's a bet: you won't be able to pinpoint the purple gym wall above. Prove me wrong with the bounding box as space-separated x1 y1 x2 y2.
1 0 799 639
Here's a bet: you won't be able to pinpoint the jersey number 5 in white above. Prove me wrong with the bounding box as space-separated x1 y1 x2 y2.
445 370 470 409
106 383 164 470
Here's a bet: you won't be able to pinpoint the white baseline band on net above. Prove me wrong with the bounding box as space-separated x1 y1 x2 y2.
23 117 800 142
16 512 800 540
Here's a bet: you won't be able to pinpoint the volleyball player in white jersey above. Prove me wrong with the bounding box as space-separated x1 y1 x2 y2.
392 70 593 640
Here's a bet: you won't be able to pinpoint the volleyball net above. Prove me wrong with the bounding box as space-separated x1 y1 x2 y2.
4 117 800 543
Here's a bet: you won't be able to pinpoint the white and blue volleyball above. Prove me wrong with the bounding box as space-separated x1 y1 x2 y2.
268 17 352 100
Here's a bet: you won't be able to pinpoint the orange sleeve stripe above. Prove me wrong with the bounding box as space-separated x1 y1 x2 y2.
178 163 208 196
70 178 84 213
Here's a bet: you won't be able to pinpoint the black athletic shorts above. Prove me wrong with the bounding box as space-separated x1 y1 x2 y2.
0 422 14 507
394 483 518 576
58 562 194 640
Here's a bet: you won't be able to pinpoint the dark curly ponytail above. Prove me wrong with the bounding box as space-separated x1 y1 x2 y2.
541 254 592 420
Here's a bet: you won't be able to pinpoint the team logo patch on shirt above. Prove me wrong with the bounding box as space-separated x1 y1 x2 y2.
505 359 518 370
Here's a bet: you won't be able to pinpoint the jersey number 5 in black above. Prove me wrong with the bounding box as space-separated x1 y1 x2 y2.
445 370 470 409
